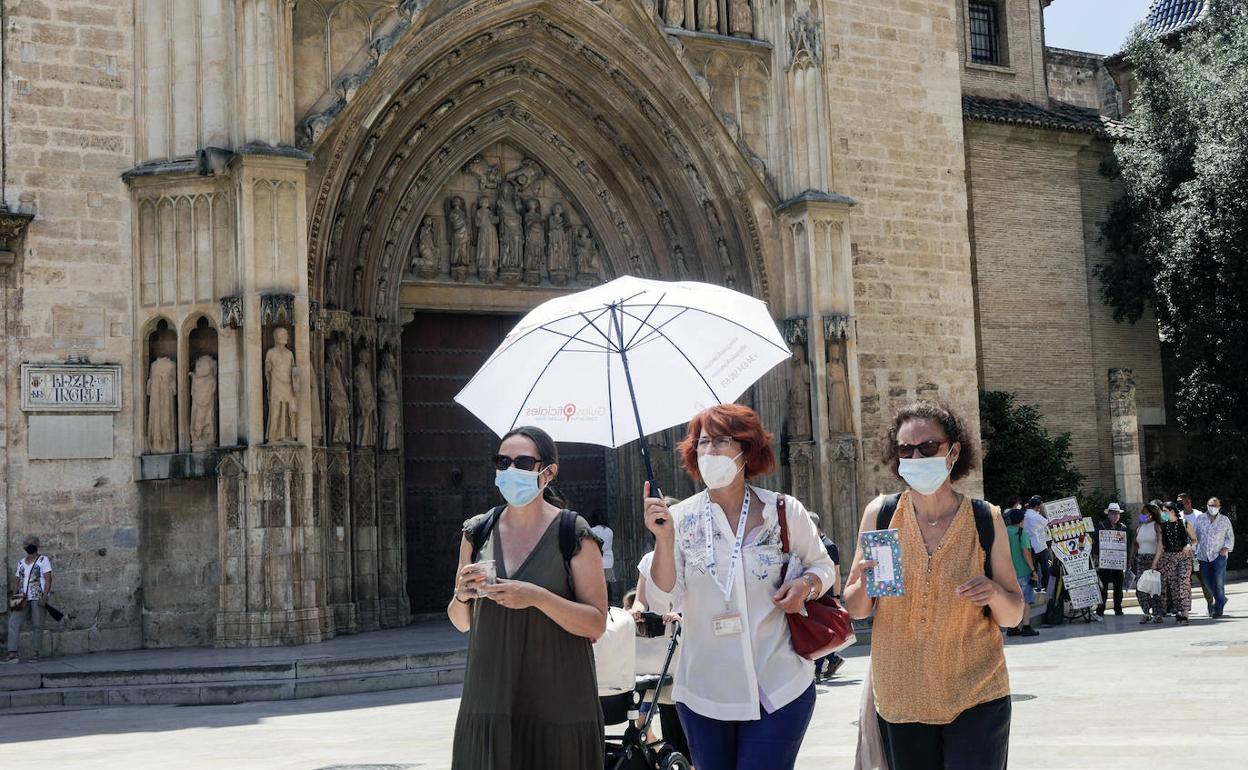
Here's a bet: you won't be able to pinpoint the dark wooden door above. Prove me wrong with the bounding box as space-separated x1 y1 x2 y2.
402 312 609 614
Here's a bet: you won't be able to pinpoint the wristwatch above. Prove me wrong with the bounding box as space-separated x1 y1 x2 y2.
803 574 819 601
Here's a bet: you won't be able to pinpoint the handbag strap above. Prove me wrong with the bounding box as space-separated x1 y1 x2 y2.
777 494 791 555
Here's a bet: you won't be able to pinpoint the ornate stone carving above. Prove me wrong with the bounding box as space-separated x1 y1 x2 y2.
352 266 364 310
220 296 243 329
354 353 376 448
496 181 524 283
146 356 177 454
788 440 817 514
473 195 499 282
788 338 813 442
789 8 824 70
575 225 602 286
505 158 545 193
730 0 754 38
523 198 546 285
377 346 401 452
716 238 737 289
463 155 500 190
663 0 685 27
697 0 719 32
265 327 298 443
546 203 571 285
327 340 351 446
824 313 852 341
260 293 295 326
444 196 473 282
190 355 218 451
309 353 323 444
1109 368 1139 454
217 453 246 531
410 215 441 279
826 335 853 435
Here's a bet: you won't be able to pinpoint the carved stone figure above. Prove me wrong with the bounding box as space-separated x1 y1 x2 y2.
411 215 440 279
328 340 351 446
698 0 719 32
146 356 177 454
473 195 499 282
325 257 338 305
505 158 545 193
546 203 571 286
730 0 754 37
522 198 545 285
377 347 401 452
354 353 376 448
826 336 853 434
448 196 473 282
575 225 601 285
716 239 737 288
309 355 323 444
352 266 364 311
463 154 500 190
672 245 690 279
265 327 298 443
189 355 218 451
663 0 685 27
787 340 813 441
496 182 524 282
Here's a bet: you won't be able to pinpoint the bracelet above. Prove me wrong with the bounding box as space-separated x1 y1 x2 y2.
454 593 472 604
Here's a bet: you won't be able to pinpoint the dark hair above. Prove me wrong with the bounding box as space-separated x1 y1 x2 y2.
1141 503 1162 525
500 425 568 508
678 404 777 482
879 399 978 482
622 589 637 610
1005 496 1023 510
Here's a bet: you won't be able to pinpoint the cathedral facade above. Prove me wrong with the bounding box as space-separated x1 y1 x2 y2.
0 0 1165 651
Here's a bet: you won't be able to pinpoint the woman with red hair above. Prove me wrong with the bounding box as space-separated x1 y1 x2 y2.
644 403 835 770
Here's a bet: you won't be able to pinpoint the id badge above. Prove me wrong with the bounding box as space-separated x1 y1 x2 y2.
712 612 743 637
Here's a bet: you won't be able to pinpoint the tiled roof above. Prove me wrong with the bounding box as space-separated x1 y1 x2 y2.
962 96 1135 141
1145 0 1207 36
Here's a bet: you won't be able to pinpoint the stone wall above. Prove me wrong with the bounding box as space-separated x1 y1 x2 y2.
1046 47 1116 114
1 0 139 655
138 478 220 647
957 0 1048 104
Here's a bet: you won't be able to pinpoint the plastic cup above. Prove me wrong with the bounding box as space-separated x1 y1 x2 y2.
474 559 497 597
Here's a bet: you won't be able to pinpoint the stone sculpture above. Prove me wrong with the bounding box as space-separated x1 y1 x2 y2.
575 226 601 285
189 355 218 451
328 340 351 446
352 266 364 311
546 203 571 285
496 182 524 282
309 354 323 444
730 0 754 37
354 353 376 448
664 0 685 27
265 327 298 443
698 0 719 32
463 154 500 190
523 199 545 285
146 355 177 454
411 215 440 279
473 195 499 283
505 158 545 193
448 196 473 282
787 340 813 441
827 336 853 434
325 257 338 304
377 346 401 452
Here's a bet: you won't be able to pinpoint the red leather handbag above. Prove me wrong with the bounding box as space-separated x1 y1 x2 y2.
777 496 856 660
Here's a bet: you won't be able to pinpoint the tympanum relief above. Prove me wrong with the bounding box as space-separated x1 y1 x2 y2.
401 143 603 288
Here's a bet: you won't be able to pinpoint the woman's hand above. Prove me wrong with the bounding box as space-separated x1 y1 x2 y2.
643 481 674 541
844 556 877 595
455 563 486 600
955 576 999 607
662 611 682 624
480 578 546 610
772 579 810 614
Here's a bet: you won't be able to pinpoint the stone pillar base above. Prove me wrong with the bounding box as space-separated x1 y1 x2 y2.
379 598 412 628
214 607 332 647
331 602 359 635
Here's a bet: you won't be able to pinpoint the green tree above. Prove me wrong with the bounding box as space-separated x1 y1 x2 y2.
1098 1 1248 435
978 391 1085 506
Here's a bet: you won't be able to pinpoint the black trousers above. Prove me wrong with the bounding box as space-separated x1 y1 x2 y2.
1097 569 1123 613
878 696 1011 770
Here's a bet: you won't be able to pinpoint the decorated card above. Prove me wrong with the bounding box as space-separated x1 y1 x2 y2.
861 529 904 597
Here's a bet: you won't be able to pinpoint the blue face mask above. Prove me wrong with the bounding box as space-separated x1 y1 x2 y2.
495 466 543 507
898 448 953 496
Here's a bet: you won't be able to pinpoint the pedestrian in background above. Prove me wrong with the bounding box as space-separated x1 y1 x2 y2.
1132 504 1165 624
809 510 846 679
1192 496 1234 618
5 535 53 663
1005 508 1039 637
1159 501 1198 625
590 510 618 606
1176 492 1213 611
1024 496 1052 589
1094 503 1128 616
844 400 1023 770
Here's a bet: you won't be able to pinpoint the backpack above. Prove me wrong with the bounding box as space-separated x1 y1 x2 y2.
469 506 580 572
876 493 996 619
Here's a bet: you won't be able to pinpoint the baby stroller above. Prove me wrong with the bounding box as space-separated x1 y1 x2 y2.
601 615 691 770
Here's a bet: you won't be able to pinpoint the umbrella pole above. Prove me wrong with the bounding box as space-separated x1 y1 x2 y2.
611 304 663 505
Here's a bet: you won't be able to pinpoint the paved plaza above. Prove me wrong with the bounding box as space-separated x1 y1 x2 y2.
2 583 1246 769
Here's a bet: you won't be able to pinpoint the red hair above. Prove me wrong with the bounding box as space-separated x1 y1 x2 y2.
678 404 776 482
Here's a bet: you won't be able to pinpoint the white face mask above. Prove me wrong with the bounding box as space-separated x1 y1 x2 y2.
698 452 743 490
1208 506 1220 516
898 449 953 496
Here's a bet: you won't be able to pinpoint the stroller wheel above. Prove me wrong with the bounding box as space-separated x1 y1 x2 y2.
659 752 692 770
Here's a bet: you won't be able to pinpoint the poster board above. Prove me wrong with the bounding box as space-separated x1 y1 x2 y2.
1043 496 1081 521
1047 515 1100 610
1099 530 1128 571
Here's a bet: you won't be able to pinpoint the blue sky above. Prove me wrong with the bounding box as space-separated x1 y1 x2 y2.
1044 0 1155 55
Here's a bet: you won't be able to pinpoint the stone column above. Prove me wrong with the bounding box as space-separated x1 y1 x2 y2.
1109 369 1144 506
237 0 296 147
0 211 34 598
350 316 380 632
376 323 410 627
782 316 819 510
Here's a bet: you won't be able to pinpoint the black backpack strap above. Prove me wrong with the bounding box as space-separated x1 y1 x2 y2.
876 493 902 531
557 509 579 565
971 498 996 619
470 506 505 563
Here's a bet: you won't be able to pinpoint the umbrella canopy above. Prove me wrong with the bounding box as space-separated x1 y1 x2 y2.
454 276 790 449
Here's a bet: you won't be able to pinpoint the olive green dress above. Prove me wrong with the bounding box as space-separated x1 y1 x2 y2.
452 511 605 770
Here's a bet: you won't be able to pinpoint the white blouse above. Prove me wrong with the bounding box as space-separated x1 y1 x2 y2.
647 486 836 721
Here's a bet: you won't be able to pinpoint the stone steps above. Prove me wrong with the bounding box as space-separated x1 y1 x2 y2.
0 648 466 714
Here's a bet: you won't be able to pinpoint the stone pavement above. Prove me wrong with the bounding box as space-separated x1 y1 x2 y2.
1 583 1246 768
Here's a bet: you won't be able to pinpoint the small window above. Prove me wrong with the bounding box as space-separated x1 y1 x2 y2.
968 2 1002 65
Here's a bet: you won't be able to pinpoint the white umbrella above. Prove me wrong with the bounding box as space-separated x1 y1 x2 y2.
454 276 790 491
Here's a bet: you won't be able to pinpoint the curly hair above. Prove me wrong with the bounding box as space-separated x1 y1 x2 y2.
678 403 776 482
879 399 979 482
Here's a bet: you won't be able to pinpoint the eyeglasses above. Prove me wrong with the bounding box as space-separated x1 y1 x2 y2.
492 454 542 472
696 436 738 451
895 440 948 459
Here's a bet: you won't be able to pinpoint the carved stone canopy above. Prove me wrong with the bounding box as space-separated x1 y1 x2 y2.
261 293 296 326
824 313 852 341
783 316 808 346
220 296 244 329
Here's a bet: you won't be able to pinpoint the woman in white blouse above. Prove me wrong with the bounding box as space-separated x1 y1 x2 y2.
644 404 836 770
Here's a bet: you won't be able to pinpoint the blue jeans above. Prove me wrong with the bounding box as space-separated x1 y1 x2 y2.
676 683 817 770
1199 555 1228 615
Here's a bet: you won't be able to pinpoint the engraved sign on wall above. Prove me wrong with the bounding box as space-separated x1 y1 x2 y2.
21 363 122 412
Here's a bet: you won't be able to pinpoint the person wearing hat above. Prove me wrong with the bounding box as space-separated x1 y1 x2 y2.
5 536 53 663
1005 508 1039 637
1094 504 1129 616
1023 496 1051 589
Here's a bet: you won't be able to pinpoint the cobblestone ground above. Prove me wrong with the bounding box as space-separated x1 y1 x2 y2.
2 583 1246 769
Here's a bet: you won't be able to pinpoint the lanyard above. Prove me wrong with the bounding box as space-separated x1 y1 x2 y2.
704 489 753 605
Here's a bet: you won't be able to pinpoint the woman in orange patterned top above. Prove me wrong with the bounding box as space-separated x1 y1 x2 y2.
844 400 1024 770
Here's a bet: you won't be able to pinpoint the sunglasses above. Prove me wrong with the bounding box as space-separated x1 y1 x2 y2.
492 454 542 472
896 440 949 459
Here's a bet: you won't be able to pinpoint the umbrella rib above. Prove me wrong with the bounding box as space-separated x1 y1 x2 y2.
625 307 691 351
576 310 622 353
506 307 615 431
617 301 791 357
622 291 668 350
615 304 722 404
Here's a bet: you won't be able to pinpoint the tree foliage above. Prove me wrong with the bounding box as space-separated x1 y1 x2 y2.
1098 0 1248 435
979 391 1085 507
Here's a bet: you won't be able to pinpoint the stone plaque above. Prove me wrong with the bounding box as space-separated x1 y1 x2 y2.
21 363 122 412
